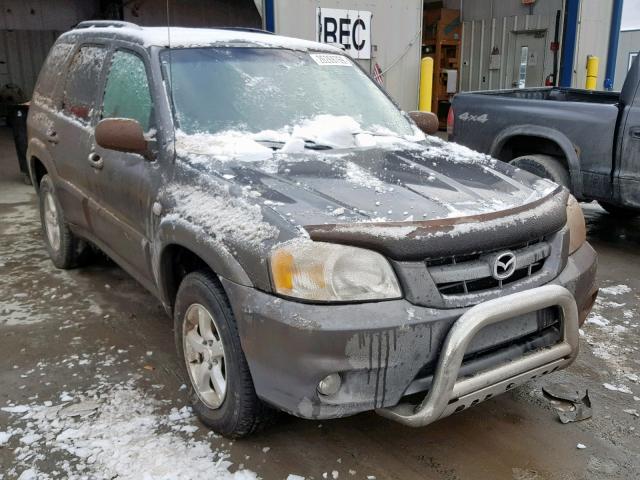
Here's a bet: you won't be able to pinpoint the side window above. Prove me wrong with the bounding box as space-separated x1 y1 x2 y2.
62 45 108 122
102 51 153 131
33 42 74 109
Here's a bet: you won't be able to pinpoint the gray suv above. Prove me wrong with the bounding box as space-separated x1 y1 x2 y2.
27 21 598 438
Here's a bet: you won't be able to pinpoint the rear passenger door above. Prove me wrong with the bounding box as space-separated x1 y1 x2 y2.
53 44 108 231
87 48 157 283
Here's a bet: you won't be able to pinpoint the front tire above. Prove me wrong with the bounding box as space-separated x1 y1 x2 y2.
509 154 570 188
174 271 273 438
38 174 85 269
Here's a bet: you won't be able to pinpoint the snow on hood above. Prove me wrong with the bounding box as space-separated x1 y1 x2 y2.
169 115 560 250
174 114 426 161
163 183 279 248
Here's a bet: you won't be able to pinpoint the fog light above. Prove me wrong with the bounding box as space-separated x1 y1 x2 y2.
317 373 341 396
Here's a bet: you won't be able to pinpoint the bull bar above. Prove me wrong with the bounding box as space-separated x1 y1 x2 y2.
376 285 579 427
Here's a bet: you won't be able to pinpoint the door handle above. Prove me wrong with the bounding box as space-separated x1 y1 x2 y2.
46 130 59 145
88 152 104 170
630 127 640 139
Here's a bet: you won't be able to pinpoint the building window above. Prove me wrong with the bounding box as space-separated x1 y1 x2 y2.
518 46 529 89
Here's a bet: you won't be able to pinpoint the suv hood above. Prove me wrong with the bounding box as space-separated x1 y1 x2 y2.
175 136 566 260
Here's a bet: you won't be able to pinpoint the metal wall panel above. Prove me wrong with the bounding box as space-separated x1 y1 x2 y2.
572 0 613 90
0 0 100 99
273 0 423 111
460 12 559 92
123 0 261 28
444 0 563 20
0 0 100 31
0 29 60 98
614 29 640 91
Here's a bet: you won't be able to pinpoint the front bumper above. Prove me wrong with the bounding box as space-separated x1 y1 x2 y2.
221 242 597 422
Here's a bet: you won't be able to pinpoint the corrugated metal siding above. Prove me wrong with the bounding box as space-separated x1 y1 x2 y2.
273 0 423 111
0 0 99 30
123 0 261 28
460 13 558 91
0 29 60 99
0 0 262 100
615 29 640 91
0 0 100 100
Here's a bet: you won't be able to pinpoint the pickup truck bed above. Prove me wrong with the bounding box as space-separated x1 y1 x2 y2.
450 56 640 212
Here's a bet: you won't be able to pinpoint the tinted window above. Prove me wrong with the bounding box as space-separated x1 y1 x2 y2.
33 42 74 109
62 45 108 122
102 51 153 131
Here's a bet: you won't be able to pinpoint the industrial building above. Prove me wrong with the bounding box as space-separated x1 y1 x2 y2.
615 27 640 90
0 0 627 122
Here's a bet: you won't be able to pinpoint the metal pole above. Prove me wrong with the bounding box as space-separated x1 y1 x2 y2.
559 0 580 88
604 0 624 90
264 0 275 33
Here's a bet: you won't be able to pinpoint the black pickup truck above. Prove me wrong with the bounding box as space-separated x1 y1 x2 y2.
449 55 640 216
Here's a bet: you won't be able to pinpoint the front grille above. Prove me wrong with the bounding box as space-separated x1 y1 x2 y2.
427 239 550 296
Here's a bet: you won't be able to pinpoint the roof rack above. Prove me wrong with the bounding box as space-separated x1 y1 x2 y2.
215 27 274 35
75 20 142 30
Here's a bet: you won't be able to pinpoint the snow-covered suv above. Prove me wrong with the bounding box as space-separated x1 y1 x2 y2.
27 21 598 438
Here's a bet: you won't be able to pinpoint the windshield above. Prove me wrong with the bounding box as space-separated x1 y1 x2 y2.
160 47 415 138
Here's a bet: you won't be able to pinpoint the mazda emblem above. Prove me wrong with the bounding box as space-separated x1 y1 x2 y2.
492 251 517 280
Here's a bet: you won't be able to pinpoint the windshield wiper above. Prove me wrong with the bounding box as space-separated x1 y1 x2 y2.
255 139 333 151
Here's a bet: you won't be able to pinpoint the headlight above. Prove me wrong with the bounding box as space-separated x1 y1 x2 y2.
270 241 402 302
566 195 586 254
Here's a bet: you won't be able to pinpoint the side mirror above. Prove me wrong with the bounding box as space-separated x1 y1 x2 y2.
95 118 151 159
409 111 439 135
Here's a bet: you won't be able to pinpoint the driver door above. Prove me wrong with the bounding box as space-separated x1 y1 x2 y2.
87 48 157 283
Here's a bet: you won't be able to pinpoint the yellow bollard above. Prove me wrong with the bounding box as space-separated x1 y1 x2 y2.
419 57 434 112
586 55 599 90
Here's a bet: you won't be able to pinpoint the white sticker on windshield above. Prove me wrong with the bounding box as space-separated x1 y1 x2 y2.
310 53 352 66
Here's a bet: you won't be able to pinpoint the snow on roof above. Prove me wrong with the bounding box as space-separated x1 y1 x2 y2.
62 24 343 51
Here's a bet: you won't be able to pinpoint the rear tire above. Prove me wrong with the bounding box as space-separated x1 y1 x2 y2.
174 271 274 438
509 154 570 188
599 201 640 218
38 174 86 269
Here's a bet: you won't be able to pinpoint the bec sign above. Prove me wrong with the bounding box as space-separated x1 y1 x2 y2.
316 8 372 60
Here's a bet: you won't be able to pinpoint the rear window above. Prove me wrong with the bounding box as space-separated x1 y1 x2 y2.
32 42 74 109
62 45 108 123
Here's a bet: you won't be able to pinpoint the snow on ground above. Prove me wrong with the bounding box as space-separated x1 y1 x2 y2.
582 282 639 396
1 376 257 480
0 200 106 328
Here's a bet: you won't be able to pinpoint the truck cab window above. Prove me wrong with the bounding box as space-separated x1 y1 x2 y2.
62 45 108 122
102 51 153 132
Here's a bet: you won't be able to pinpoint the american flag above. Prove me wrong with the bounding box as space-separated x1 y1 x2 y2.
373 62 384 86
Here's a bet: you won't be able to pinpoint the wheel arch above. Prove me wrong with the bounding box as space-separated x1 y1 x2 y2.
27 137 55 193
490 125 583 198
155 226 253 313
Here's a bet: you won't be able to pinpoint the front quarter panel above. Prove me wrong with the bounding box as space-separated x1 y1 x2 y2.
155 159 304 295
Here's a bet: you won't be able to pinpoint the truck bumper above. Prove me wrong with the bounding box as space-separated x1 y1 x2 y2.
221 242 597 422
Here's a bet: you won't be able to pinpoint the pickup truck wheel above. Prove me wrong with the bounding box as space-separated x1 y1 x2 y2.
598 201 640 218
38 174 85 269
509 154 570 188
174 271 274 438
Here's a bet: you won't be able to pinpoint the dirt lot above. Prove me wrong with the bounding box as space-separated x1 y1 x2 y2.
1 126 639 480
